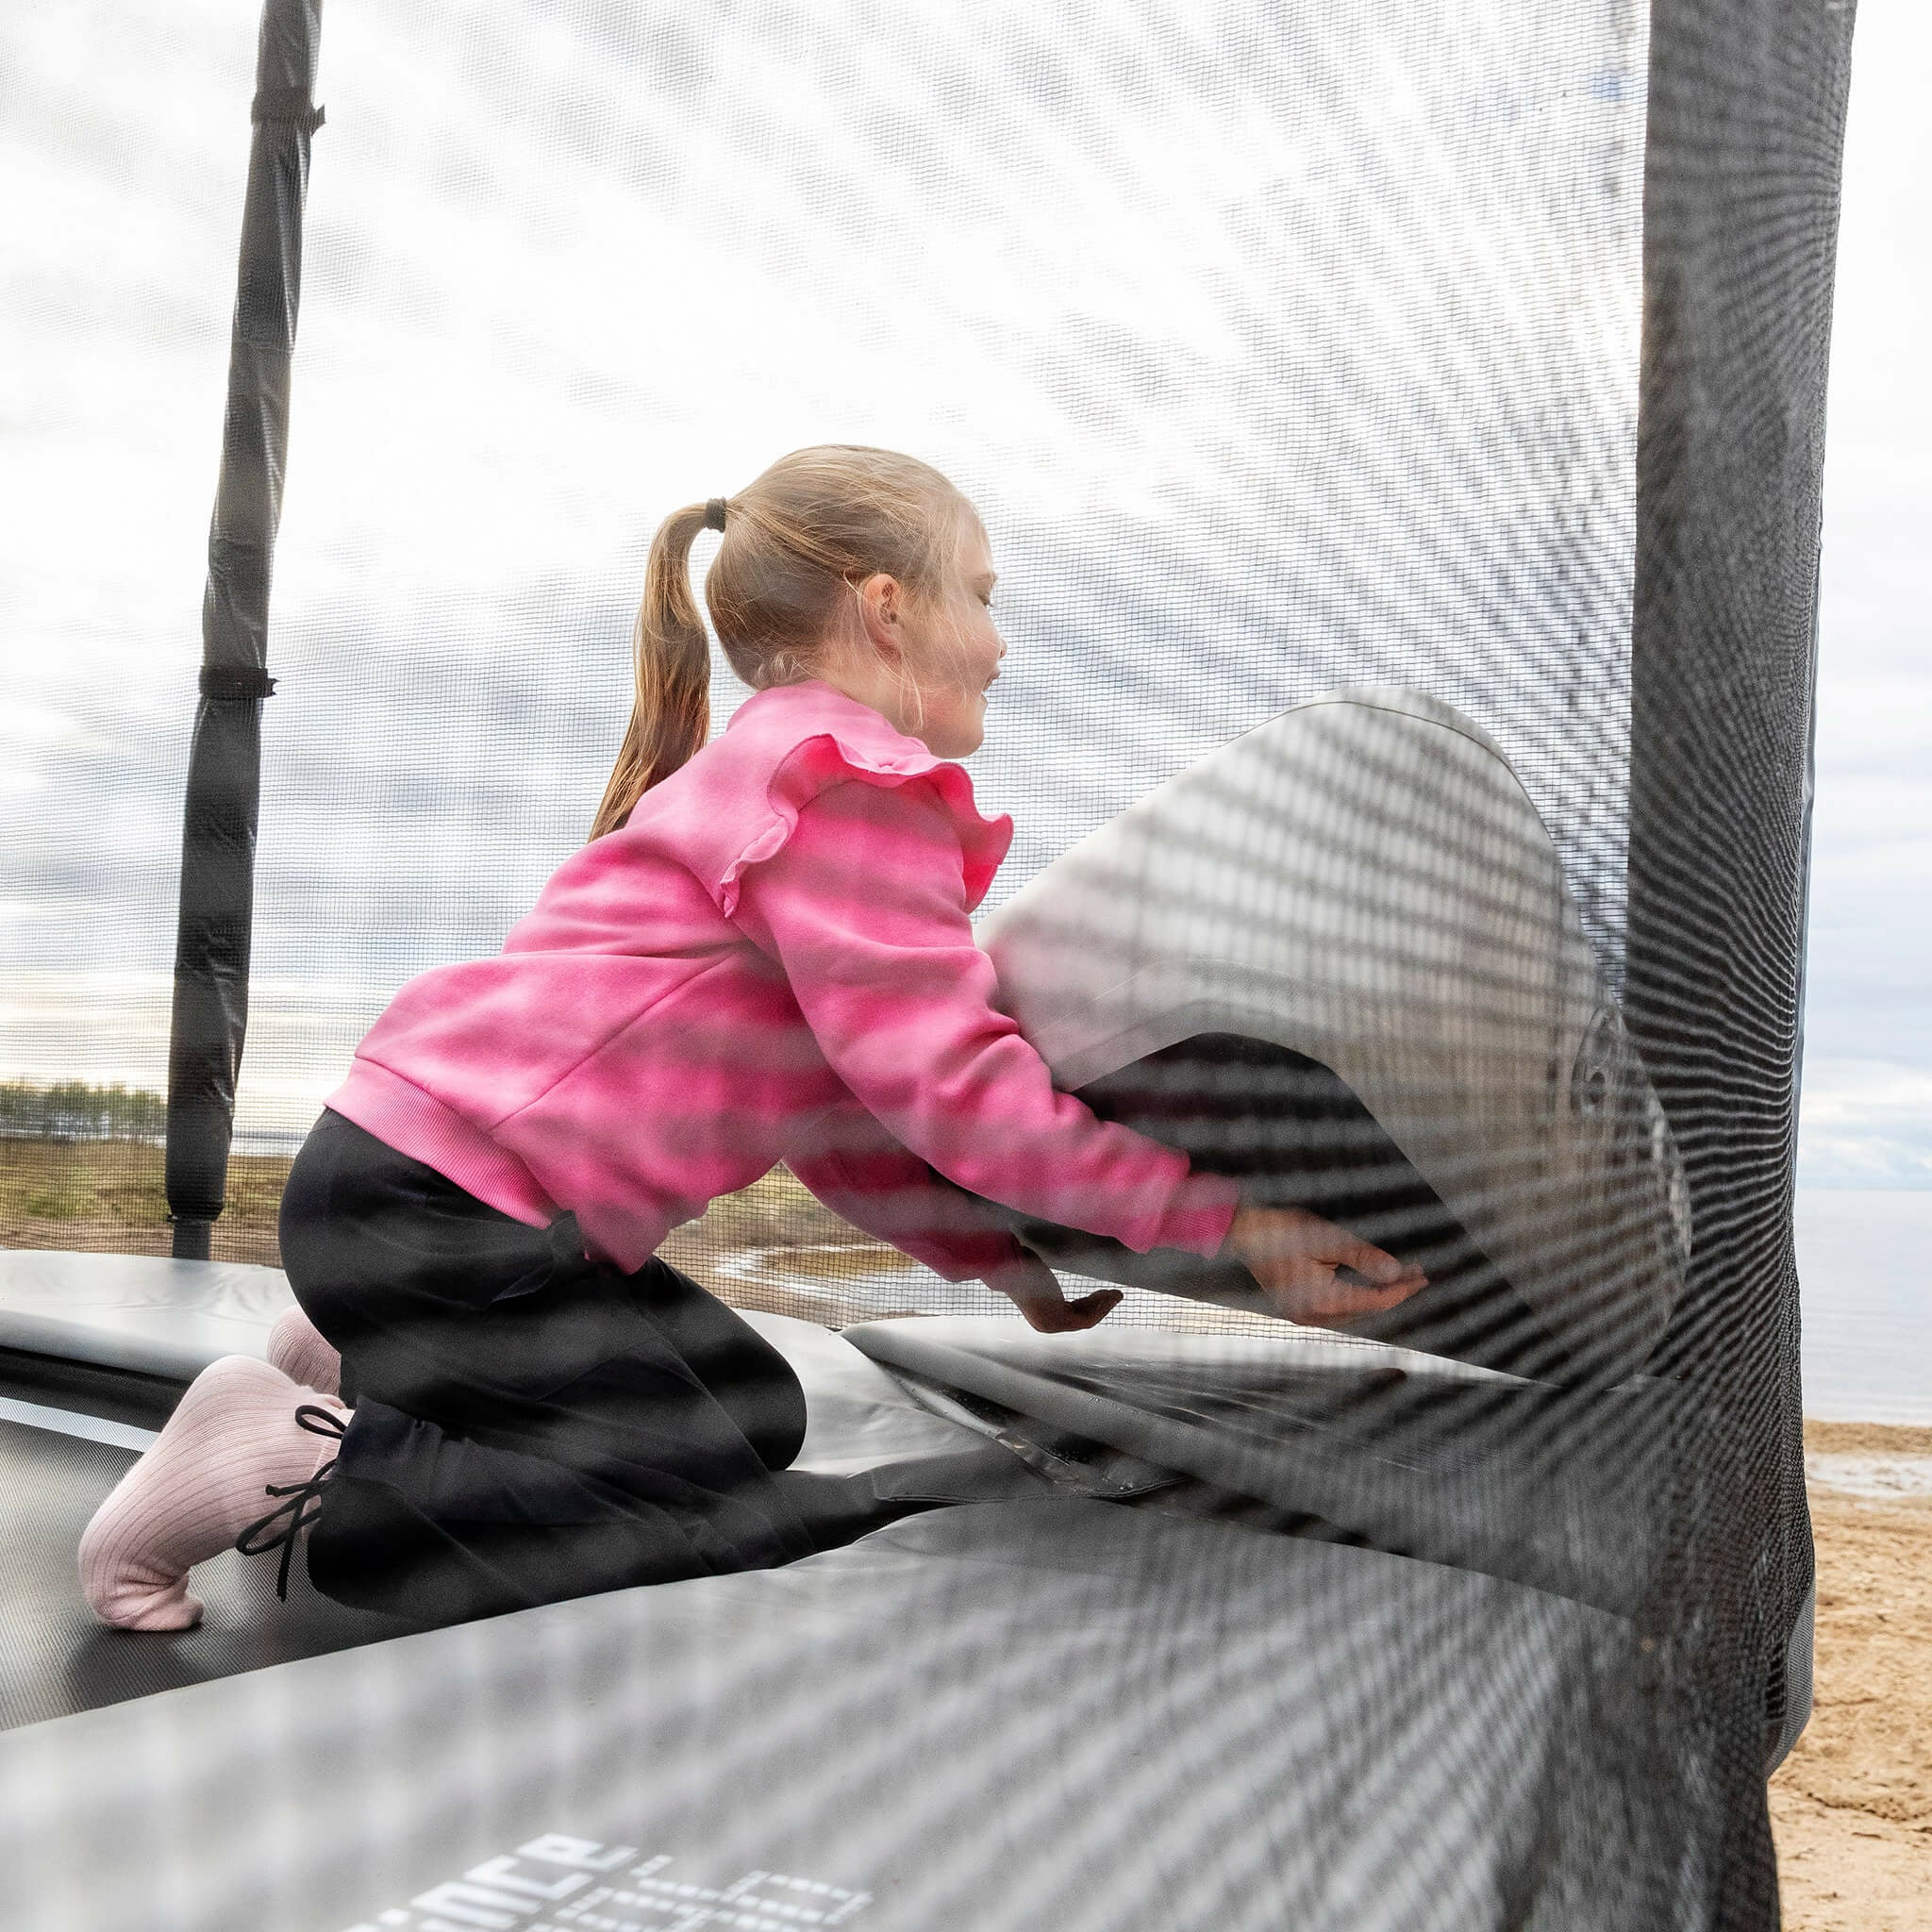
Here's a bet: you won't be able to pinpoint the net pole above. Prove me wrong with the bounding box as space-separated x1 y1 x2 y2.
1625 0 1856 1904
163 0 325 1261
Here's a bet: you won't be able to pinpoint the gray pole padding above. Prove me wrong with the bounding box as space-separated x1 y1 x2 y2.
164 0 324 1261
1626 0 1856 1910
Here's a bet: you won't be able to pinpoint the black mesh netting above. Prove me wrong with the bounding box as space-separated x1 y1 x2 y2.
0 1 1855 1926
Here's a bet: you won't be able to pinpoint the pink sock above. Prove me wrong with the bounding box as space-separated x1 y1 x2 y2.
77 1356 348 1632
266 1304 341 1396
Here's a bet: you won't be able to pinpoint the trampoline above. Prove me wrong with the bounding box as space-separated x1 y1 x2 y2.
0 1246 1712 1932
0 0 1855 1927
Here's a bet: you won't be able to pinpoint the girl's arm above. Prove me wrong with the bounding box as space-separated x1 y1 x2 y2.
738 775 1424 1331
785 1093 1027 1283
786 1096 1123 1330
730 774 1243 1261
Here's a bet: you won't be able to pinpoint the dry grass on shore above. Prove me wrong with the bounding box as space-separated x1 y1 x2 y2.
0 1135 291 1265
0 1135 903 1295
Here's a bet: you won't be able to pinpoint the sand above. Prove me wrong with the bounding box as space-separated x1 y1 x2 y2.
1770 1423 1932 1929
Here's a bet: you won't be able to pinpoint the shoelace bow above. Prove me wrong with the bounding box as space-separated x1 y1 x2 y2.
235 1403 348 1602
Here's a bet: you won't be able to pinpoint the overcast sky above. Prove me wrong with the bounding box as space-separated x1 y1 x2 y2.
1795 2 1932 1187
0 1 1924 1185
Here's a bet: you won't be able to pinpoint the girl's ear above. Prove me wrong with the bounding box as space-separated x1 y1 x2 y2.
855 571 906 660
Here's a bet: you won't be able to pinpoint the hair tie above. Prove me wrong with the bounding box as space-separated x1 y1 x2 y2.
703 497 728 532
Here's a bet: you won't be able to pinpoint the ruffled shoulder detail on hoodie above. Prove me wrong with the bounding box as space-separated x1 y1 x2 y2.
648 681 1014 920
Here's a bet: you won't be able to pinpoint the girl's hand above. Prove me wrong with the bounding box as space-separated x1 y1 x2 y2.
1220 1203 1427 1327
984 1252 1124 1334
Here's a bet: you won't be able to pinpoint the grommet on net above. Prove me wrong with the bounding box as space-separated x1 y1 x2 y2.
703 497 728 532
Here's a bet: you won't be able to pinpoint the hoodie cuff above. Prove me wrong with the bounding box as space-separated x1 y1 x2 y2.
1151 1170 1242 1258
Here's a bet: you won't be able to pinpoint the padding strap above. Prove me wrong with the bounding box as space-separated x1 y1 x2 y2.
199 666 279 701
251 89 325 134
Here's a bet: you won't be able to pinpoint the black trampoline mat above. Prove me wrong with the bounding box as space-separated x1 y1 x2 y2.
0 1416 424 1732
0 1497 1658 1932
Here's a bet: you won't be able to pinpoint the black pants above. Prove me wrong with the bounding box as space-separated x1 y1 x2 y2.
280 1109 907 1624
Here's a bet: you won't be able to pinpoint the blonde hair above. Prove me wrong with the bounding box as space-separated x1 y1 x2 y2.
591 444 978 839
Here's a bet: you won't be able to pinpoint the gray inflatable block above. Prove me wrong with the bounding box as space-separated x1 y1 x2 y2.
0 1249 293 1379
0 1500 1674 1932
976 687 1690 1380
741 1308 993 1473
845 1314 1533 1391
0 1248 986 1474
844 1318 1696 1619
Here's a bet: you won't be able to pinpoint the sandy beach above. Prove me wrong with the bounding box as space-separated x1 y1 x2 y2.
1771 1424 1932 1929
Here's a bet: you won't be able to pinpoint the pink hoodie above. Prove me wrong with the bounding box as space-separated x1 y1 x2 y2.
326 680 1241 1280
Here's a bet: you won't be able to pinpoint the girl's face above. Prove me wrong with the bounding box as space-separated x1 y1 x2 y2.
836 519 1008 758
903 521 1007 758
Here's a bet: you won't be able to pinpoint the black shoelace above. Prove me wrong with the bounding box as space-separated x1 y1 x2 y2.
236 1403 348 1602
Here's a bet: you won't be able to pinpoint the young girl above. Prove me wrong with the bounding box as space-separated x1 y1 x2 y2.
80 445 1424 1632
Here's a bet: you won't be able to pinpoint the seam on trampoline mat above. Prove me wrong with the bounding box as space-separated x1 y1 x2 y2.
0 1396 155 1453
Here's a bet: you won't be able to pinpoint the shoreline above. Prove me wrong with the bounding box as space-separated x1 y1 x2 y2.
1804 1419 1932 1499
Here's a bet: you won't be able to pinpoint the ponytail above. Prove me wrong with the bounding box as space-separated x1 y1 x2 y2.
591 502 714 839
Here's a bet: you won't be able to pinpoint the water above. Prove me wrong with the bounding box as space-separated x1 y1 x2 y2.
1797 1190 1932 1424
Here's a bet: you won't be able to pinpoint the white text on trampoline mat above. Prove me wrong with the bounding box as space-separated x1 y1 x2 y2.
341 1832 873 1932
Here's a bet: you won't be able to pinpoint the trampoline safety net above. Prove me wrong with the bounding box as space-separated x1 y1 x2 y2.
0 1 1856 1929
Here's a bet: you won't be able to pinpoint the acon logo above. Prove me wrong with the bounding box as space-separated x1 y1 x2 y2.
341 1833 872 1932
